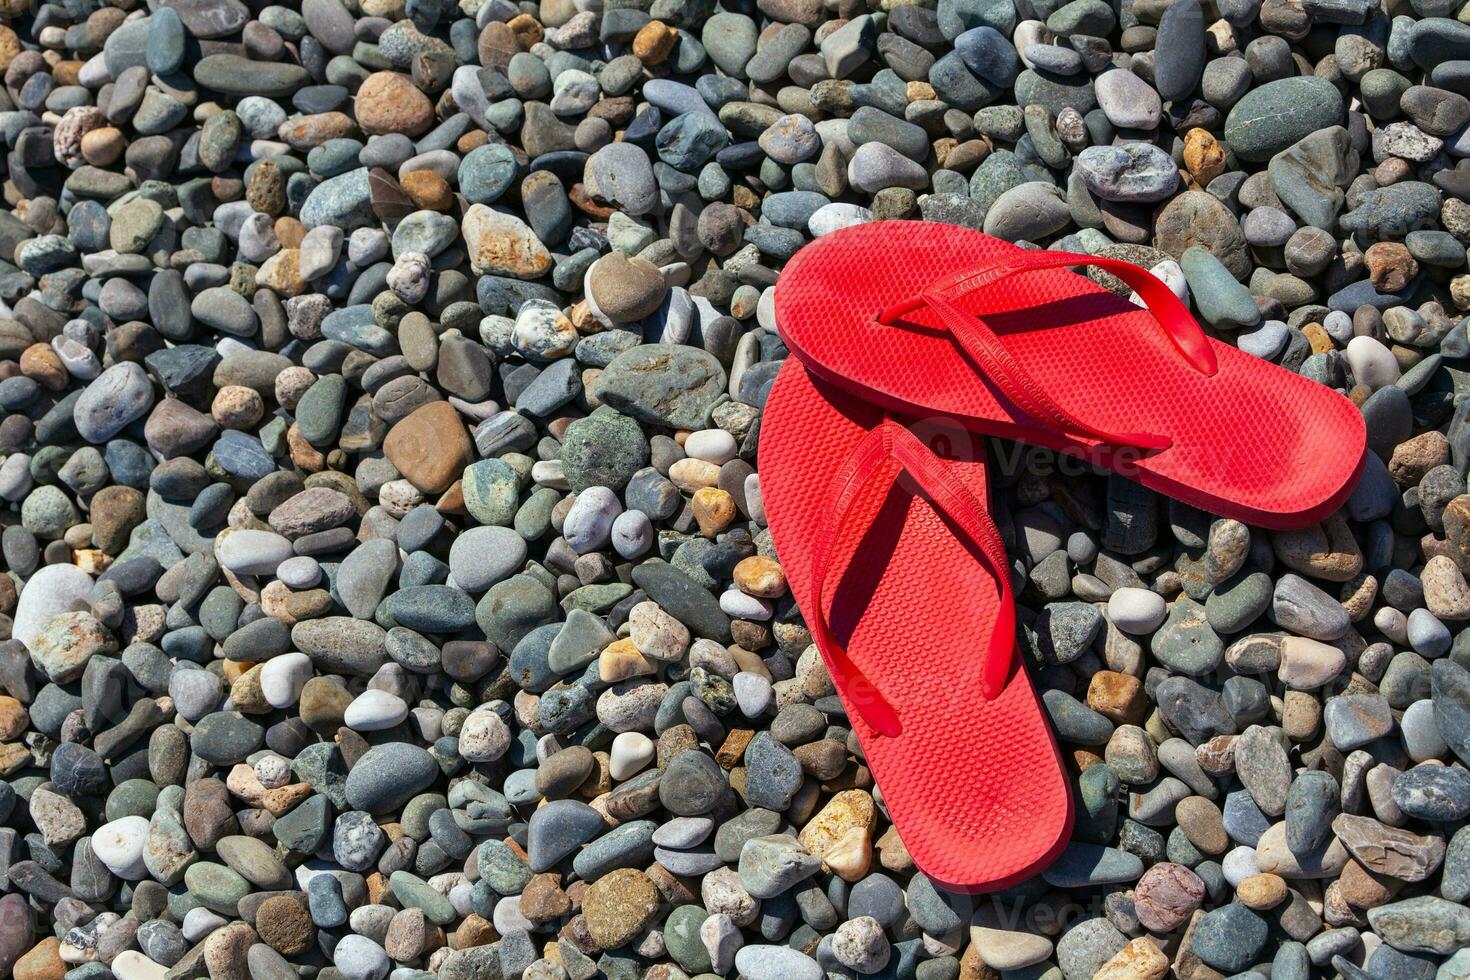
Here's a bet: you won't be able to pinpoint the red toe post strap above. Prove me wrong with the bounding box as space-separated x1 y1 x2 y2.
877 250 1219 451
807 418 1016 738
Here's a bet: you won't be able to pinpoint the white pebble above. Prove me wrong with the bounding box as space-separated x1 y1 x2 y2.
610 731 655 780
459 705 512 762
611 510 653 559
733 672 773 718
1277 636 1346 690
757 287 776 331
90 815 149 879
1408 606 1452 657
1014 20 1045 66
684 429 737 464
493 894 536 934
701 912 743 975
111 951 168 980
348 227 389 266
12 562 94 652
260 652 314 708
1403 699 1448 762
217 528 293 576
1221 845 1260 886
410 706 444 742
181 907 227 942
378 479 424 517
52 335 100 381
1322 310 1353 343
720 589 773 620
530 459 569 489
344 689 410 731
745 473 764 523
808 202 872 237
564 486 622 554
254 754 292 789
333 935 389 980
1345 335 1400 387
449 881 476 916
1107 588 1167 634
1373 606 1408 645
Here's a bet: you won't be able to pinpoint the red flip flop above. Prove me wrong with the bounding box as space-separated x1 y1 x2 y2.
758 357 1072 893
775 221 1366 530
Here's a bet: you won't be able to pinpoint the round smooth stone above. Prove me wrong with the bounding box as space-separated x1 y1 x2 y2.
343 690 410 731
611 510 654 559
276 556 322 589
610 731 656 780
91 815 150 879
564 486 622 554
449 525 528 592
1108 588 1168 634
1346 335 1401 387
684 429 738 464
260 653 314 708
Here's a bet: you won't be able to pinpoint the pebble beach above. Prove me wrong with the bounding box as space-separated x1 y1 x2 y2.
1 0 1470 977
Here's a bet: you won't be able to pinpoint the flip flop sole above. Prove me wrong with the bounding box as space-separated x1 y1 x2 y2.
776 220 1366 530
759 357 1073 893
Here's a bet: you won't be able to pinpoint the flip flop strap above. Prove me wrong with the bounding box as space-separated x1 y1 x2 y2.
808 418 1016 738
878 250 1219 450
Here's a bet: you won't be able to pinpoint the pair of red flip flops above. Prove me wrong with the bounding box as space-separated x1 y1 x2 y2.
758 221 1368 893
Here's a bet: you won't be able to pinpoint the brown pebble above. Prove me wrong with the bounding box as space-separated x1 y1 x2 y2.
255 895 314 955
0 696 23 741
79 126 125 166
246 160 286 216
1095 937 1169 980
0 25 21 70
401 170 454 211
632 20 676 63
452 914 499 950
715 728 755 768
14 937 65 980
1365 241 1418 293
1237 873 1288 910
229 665 272 715
1337 856 1401 908
275 217 307 248
792 739 847 780
519 873 572 924
1301 322 1334 354
212 385 266 430
691 486 736 537
202 921 255 980
1183 128 1226 185
19 343 66 390
356 71 435 136
1086 670 1148 725
733 555 787 598
383 401 475 494
457 130 489 153
1174 796 1228 855
299 676 353 734
1388 430 1450 486
506 12 543 47
876 823 914 874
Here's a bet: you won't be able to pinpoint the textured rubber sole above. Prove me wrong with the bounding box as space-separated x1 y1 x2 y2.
775 221 1367 530
759 358 1073 893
